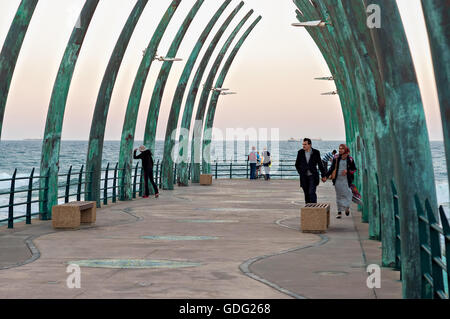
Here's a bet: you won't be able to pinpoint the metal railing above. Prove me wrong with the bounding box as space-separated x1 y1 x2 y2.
0 159 299 229
208 159 298 179
0 168 48 229
416 197 449 299
391 180 449 299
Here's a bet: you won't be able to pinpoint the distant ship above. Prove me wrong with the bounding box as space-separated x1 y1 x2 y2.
288 138 297 142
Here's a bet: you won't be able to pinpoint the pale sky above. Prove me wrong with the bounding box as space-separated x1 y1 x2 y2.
0 0 443 141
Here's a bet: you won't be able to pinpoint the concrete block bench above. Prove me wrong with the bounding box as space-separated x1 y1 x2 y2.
52 201 96 229
300 203 330 233
200 174 213 185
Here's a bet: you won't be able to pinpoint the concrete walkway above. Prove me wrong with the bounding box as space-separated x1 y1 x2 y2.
0 180 401 299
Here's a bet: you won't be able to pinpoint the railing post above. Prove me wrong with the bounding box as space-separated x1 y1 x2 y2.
155 160 160 188
173 163 177 185
415 196 433 299
215 161 218 179
40 170 50 220
188 162 191 181
26 168 35 225
8 169 17 229
133 162 139 199
392 181 402 272
120 163 126 201
246 160 249 179
112 163 118 203
65 165 72 203
104 163 109 206
230 162 233 179
77 165 84 201
280 160 283 180
424 199 445 298
438 206 450 293
139 166 144 197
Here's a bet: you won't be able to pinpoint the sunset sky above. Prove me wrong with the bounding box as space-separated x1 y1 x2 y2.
0 0 443 141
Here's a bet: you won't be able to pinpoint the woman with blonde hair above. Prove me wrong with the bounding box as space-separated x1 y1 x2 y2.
326 144 357 219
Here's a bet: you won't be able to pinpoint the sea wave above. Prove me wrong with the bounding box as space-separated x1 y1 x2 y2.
0 172 34 191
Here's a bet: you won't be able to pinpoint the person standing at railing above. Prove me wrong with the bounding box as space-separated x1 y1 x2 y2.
248 146 258 180
256 152 262 179
295 138 327 203
325 144 357 219
262 147 271 180
134 145 159 199
321 150 337 171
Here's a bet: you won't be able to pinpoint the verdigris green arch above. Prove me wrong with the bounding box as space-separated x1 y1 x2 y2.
190 9 254 184
115 0 182 201
85 0 149 206
341 0 397 266
39 0 99 219
175 1 245 187
318 0 381 240
421 0 450 193
143 0 232 189
294 3 366 221
142 0 207 156
202 16 262 173
0 0 39 140
366 0 438 298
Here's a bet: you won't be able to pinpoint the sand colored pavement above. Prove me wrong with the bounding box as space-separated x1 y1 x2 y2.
0 180 401 299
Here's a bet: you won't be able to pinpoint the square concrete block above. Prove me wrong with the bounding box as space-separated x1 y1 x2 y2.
301 203 330 234
200 174 213 185
52 206 80 229
80 204 96 224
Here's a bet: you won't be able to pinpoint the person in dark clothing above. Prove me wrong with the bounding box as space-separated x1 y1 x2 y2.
325 144 357 218
134 145 159 198
295 138 327 203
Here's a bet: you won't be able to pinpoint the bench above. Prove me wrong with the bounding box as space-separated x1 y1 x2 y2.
200 174 213 185
300 203 330 233
52 201 96 229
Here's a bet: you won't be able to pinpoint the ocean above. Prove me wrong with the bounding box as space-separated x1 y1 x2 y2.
0 140 448 221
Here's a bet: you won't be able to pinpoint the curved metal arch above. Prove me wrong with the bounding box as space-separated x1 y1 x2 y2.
295 2 368 223
341 0 397 267
318 0 381 240
39 0 100 219
202 16 262 173
190 9 254 184
175 1 245 187
116 0 182 201
85 0 149 206
365 0 438 299
143 0 232 189
421 0 450 193
142 0 206 156
294 2 354 145
0 0 39 140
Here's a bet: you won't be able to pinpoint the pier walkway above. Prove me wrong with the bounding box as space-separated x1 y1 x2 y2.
0 180 401 299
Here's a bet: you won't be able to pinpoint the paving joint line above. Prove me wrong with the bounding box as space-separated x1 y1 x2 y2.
239 216 329 299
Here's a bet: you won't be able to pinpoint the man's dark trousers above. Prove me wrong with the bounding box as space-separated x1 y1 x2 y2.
144 169 158 196
302 175 317 203
250 163 256 179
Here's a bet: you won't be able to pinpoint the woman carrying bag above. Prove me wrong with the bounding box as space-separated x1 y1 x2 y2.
326 144 357 219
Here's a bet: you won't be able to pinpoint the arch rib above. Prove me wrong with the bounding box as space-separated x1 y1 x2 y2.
0 0 39 139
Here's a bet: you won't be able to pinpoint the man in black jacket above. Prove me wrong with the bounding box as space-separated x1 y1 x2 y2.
295 138 327 203
134 145 159 198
